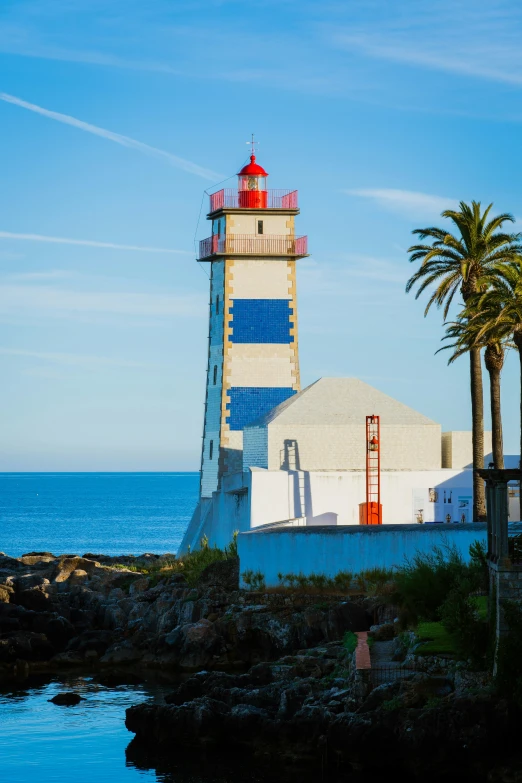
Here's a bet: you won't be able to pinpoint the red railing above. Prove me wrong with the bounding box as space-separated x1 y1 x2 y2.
198 234 308 259
209 189 298 212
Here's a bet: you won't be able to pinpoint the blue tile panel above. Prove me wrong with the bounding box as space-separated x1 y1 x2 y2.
229 299 293 343
226 387 296 431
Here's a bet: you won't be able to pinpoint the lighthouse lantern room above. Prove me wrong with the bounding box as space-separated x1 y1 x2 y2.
197 145 308 499
237 155 268 208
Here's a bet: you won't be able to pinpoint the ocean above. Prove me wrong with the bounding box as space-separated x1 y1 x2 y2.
0 472 199 558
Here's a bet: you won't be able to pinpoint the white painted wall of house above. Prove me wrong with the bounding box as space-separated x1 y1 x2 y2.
237 524 489 586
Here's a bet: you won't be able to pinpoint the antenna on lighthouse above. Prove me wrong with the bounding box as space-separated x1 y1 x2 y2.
246 133 259 156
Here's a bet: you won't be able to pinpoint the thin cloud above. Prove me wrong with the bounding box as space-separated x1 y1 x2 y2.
344 188 457 218
7 270 77 281
334 30 522 87
0 92 222 181
0 230 191 255
0 284 205 319
0 347 151 369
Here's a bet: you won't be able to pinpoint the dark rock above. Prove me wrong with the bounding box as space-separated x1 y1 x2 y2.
99 641 142 664
67 629 114 656
0 631 54 662
0 555 24 571
16 586 50 612
369 622 395 641
197 558 239 592
34 614 76 648
49 692 84 706
165 619 221 669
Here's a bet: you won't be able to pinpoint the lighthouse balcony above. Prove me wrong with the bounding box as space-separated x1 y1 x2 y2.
198 234 308 261
209 188 298 213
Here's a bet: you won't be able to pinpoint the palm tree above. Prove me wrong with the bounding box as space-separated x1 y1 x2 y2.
469 261 522 470
440 311 506 469
406 201 521 521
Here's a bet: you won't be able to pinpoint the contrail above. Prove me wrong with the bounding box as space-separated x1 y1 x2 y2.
0 92 221 181
0 231 191 254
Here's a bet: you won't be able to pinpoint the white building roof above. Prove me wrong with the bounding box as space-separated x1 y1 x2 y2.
250 377 438 427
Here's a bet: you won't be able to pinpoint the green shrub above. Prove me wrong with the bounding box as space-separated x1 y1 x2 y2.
333 570 353 591
439 581 488 663
342 630 358 654
276 570 353 593
242 569 266 591
115 533 239 589
356 567 394 595
382 696 402 712
390 542 473 625
469 539 489 592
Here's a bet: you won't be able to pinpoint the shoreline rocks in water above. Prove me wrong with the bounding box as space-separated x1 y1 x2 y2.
49 692 85 706
0 551 371 679
125 646 515 781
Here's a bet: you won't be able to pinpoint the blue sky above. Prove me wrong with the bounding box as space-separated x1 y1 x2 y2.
2 0 522 470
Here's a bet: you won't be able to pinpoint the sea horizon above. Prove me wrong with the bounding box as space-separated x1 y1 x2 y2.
0 472 200 558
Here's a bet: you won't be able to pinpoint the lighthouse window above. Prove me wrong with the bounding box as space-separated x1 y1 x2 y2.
257 220 264 235
209 440 214 460
213 365 217 385
216 295 220 314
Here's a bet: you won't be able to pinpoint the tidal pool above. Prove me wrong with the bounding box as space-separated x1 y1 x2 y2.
0 673 167 783
0 673 275 783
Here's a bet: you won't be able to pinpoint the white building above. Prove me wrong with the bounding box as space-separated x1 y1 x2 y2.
178 151 514 570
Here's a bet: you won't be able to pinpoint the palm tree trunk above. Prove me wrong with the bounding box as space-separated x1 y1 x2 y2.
470 347 487 521
484 342 505 469
514 331 522 494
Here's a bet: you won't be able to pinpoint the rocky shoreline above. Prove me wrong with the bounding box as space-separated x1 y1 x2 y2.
1 550 519 781
0 551 369 676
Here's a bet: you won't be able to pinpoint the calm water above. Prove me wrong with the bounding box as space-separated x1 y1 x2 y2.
0 674 270 783
0 675 167 783
0 472 199 557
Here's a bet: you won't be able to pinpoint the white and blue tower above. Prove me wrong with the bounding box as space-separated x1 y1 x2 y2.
198 150 308 500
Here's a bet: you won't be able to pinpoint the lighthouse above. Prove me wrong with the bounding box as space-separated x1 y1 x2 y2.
198 148 308 499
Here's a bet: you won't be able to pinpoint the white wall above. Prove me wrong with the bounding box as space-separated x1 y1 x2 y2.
227 214 292 235
246 468 475 526
229 259 292 299
238 524 488 586
442 430 493 468
265 423 441 471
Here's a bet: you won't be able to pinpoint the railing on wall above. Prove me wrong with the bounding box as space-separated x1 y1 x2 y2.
209 189 298 212
198 234 308 259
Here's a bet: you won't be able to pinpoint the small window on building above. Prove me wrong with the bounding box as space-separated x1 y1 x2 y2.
209 440 214 460
213 365 217 385
216 295 220 314
257 220 264 235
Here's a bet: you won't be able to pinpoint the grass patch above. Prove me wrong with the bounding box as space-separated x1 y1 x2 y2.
342 630 358 654
415 621 457 656
472 595 488 621
382 696 402 712
110 533 239 589
276 570 353 592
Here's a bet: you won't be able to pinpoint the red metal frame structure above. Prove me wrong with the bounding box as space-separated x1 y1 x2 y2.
359 414 382 525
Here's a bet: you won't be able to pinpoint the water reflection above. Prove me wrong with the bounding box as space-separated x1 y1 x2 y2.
0 672 320 782
0 672 166 782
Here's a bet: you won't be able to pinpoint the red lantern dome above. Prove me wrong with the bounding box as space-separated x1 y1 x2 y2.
238 155 268 208
238 155 268 177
